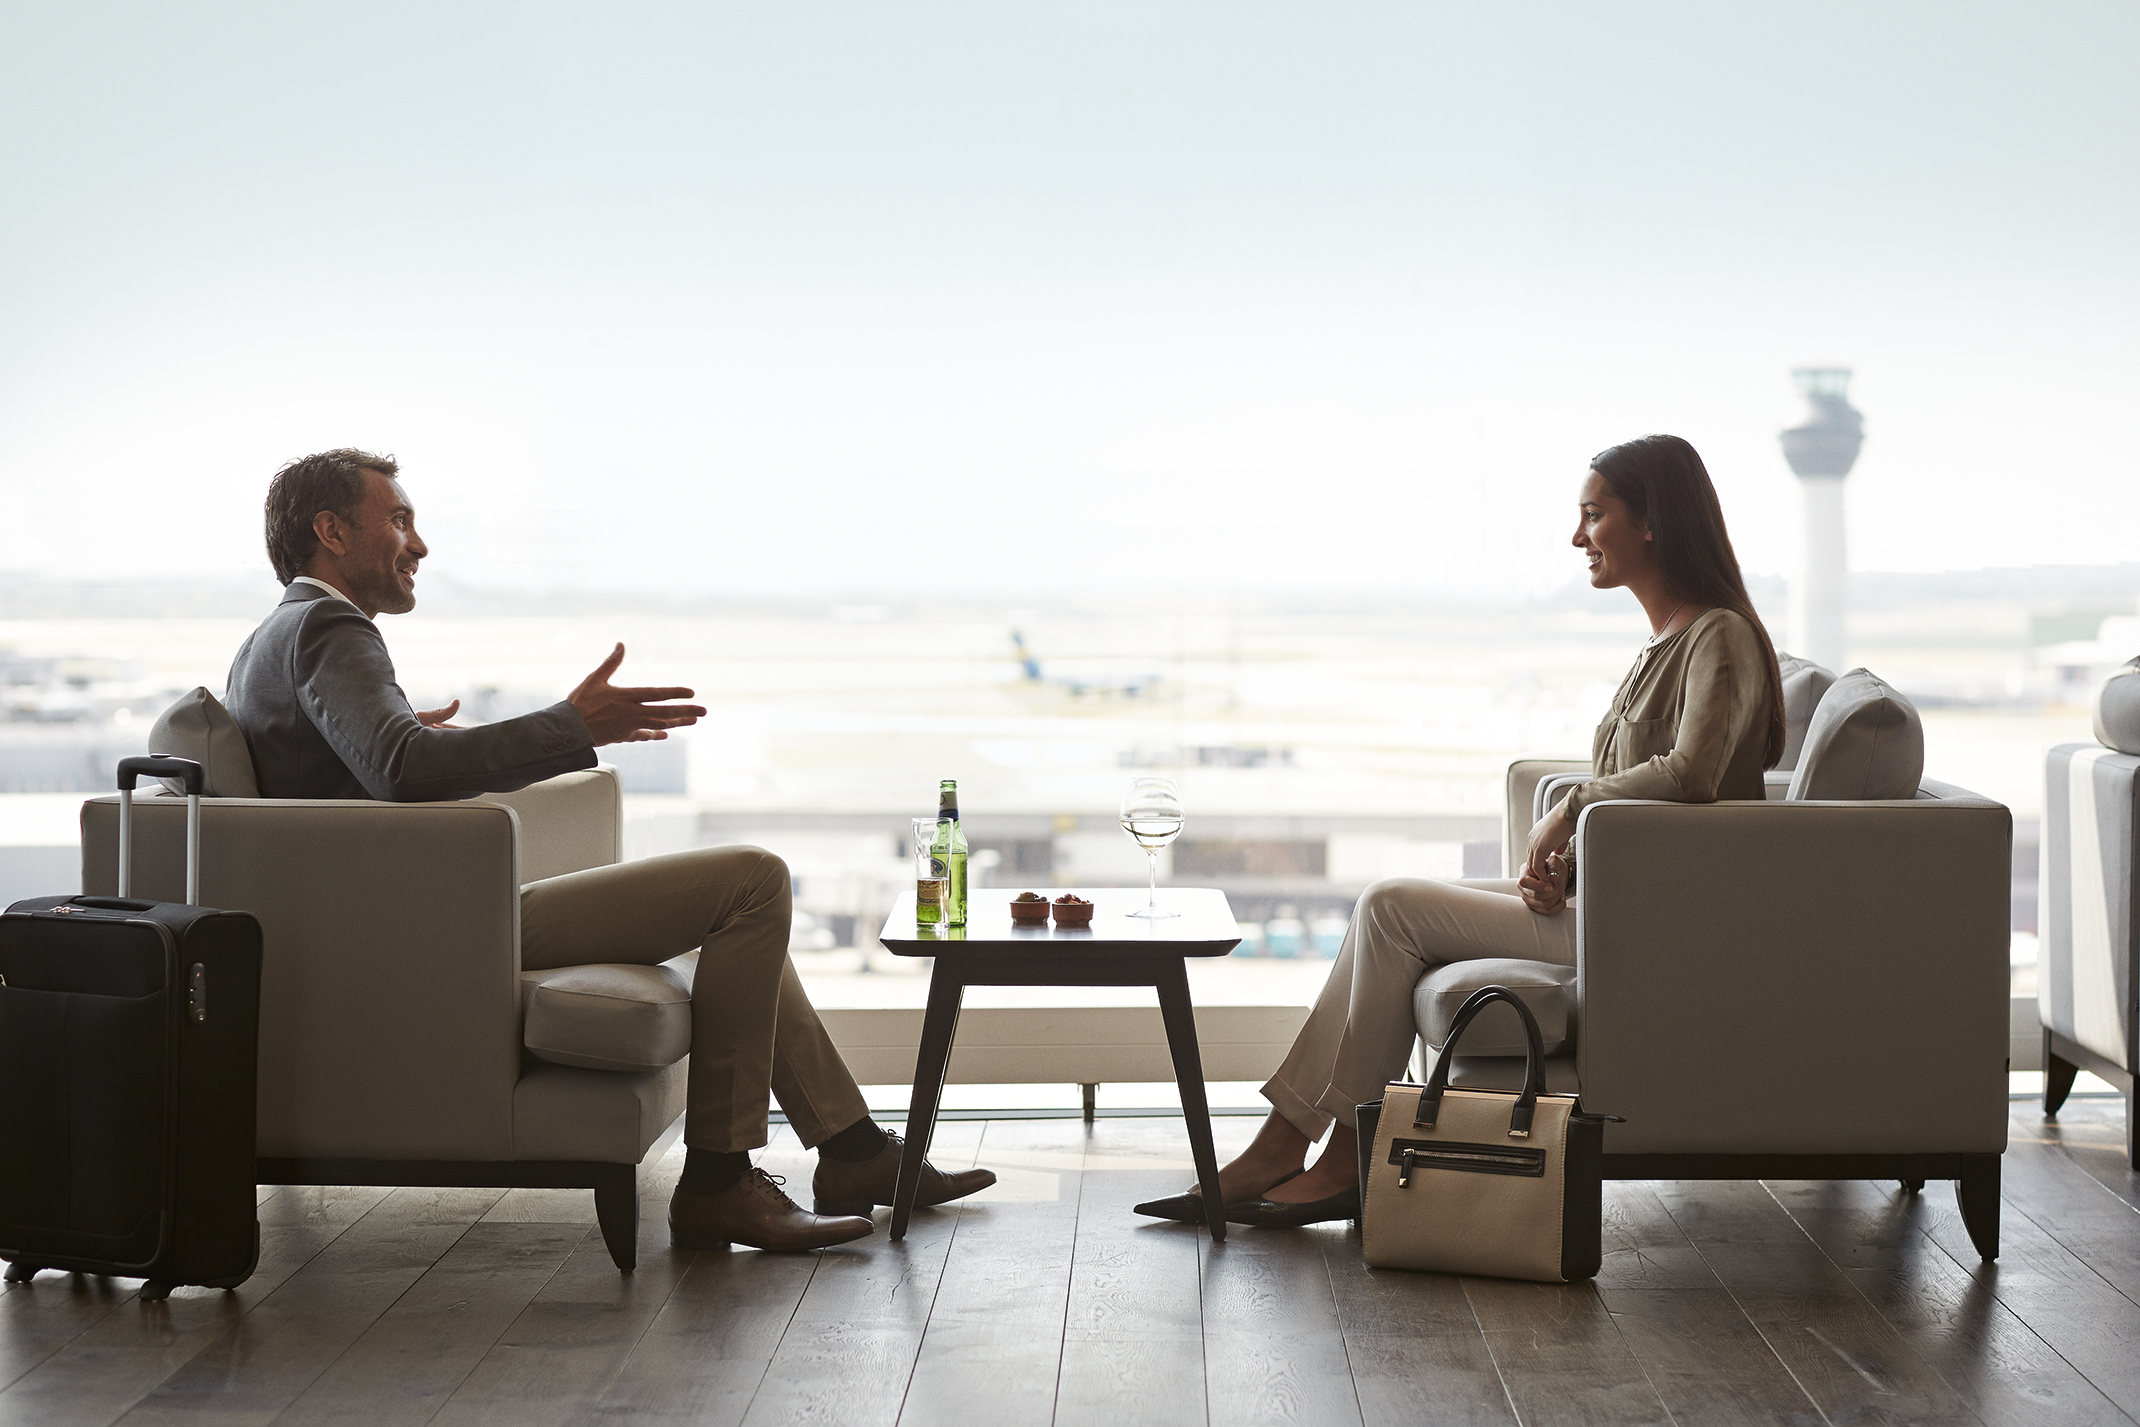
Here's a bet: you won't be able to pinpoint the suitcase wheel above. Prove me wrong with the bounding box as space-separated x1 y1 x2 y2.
138 1281 174 1303
2 1263 38 1284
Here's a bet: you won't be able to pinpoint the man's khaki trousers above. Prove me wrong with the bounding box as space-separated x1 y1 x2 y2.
1262 876 1578 1138
519 845 870 1153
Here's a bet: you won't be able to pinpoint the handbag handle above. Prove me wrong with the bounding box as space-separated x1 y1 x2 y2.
1414 985 1546 1139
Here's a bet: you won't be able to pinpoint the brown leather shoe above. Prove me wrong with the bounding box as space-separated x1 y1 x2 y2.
812 1130 997 1217
669 1168 874 1252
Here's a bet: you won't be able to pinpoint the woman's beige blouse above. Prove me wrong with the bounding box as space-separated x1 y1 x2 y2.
1565 607 1772 815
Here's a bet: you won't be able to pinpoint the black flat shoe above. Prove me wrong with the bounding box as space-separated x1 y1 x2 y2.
1133 1170 1302 1224
1223 1185 1361 1228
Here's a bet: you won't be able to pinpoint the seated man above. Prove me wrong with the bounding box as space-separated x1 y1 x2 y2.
224 447 992 1252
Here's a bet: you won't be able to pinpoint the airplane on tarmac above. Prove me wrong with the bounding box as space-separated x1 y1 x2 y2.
1009 629 1159 699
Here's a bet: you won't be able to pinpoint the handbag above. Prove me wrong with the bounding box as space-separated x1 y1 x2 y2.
1355 985 1615 1282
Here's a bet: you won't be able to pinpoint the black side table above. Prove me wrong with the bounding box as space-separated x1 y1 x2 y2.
877 887 1244 1242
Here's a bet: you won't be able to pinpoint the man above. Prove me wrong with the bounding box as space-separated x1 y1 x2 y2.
224 448 992 1252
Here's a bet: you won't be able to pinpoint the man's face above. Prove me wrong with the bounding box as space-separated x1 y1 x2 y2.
325 470 427 616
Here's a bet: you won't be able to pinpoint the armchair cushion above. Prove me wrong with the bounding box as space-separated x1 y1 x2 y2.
2095 658 2140 755
1414 958 1576 1057
1786 668 1923 801
521 951 696 1073
1774 653 1838 771
148 687 260 797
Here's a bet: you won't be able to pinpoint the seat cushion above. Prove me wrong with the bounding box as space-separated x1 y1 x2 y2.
1413 958 1576 1057
1774 653 1838 772
149 686 260 797
1785 668 1924 801
2096 658 2140 755
521 952 696 1073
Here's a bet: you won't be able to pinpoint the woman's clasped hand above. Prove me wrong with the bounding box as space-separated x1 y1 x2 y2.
1520 798 1576 915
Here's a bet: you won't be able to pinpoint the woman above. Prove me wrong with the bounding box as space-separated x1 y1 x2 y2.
1137 434 1787 1227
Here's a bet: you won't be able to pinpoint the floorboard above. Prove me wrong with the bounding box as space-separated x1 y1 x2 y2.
899 1119 1076 1427
1594 1183 1821 1427
0 1185 393 1427
274 1222 587 1426
2033 1102 2140 1212
1771 1175 2134 1427
112 1187 506 1427
9 1105 2140 1424
1653 1178 1984 1427
1318 1221 1513 1427
430 1133 712 1427
1907 1121 2140 1420
733 1123 972 1427
1201 1222 1364 1427
1055 1118 1208 1427
1464 1276 1671 1427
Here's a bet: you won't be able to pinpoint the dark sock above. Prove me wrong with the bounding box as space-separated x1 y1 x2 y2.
818 1117 890 1164
678 1149 752 1195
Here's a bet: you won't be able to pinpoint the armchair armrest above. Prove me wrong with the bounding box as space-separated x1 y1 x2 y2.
1504 759 1589 877
83 795 524 1162
477 765 623 882
1572 790 2011 1155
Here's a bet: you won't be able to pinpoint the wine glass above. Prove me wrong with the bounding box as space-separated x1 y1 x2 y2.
1120 776 1184 919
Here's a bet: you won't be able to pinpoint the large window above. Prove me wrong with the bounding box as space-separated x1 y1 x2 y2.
3 5 2133 1102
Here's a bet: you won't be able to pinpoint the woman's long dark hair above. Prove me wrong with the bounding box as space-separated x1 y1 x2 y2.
1592 434 1787 769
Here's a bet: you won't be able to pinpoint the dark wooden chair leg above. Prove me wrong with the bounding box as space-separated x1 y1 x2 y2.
2129 1089 2139 1171
892 969 964 1240
2044 1030 2079 1117
1957 1153 2000 1260
1899 1179 1925 1194
593 1163 638 1272
1156 961 1226 1244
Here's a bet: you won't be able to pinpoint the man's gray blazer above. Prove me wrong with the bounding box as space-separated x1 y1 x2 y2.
225 583 596 801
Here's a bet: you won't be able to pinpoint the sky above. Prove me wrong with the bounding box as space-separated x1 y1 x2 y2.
1 1 2134 601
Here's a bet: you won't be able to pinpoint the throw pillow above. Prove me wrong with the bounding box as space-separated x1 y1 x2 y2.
1785 668 1924 801
2095 658 2140 755
148 687 261 797
1774 652 1837 771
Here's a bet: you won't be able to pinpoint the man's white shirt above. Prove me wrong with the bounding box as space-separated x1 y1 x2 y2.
289 576 361 613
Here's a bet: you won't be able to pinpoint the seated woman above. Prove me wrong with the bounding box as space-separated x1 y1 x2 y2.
1137 433 1788 1227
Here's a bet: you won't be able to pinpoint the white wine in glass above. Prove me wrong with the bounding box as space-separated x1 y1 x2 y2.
1120 776 1184 920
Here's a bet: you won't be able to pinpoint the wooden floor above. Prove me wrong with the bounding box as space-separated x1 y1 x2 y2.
8 1099 2140 1426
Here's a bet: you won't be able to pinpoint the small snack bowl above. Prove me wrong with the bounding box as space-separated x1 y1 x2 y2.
1009 892 1051 925
1051 894 1094 927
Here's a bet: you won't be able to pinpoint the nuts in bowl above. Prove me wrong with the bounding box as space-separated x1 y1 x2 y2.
1009 892 1051 924
1051 893 1094 927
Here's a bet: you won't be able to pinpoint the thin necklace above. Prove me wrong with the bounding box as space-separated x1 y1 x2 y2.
1645 601 1688 647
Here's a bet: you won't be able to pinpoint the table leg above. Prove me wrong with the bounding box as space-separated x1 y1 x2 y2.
892 967 965 1240
1155 960 1225 1244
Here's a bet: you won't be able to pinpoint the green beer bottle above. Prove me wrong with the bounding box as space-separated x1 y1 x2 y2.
931 780 969 926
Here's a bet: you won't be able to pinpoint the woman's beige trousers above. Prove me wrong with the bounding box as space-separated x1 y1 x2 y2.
1262 877 1577 1138
519 844 871 1154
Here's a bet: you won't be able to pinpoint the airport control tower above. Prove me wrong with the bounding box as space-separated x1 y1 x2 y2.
1779 367 1864 673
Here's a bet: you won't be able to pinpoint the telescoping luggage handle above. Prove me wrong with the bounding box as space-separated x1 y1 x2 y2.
1414 985 1547 1139
115 756 204 906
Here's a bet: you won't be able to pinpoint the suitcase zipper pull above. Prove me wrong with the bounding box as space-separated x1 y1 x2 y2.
187 963 208 1024
1398 1147 1416 1188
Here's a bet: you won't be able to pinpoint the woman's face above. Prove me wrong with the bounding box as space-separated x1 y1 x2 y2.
1572 470 1656 591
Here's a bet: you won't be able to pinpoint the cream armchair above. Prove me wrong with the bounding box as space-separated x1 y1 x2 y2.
1434 672 2012 1257
80 767 683 1271
2040 658 2140 1165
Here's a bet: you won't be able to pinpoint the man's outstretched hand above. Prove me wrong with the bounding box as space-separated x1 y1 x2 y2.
568 644 706 747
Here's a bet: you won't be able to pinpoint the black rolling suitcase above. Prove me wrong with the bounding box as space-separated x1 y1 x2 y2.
0 755 261 1301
